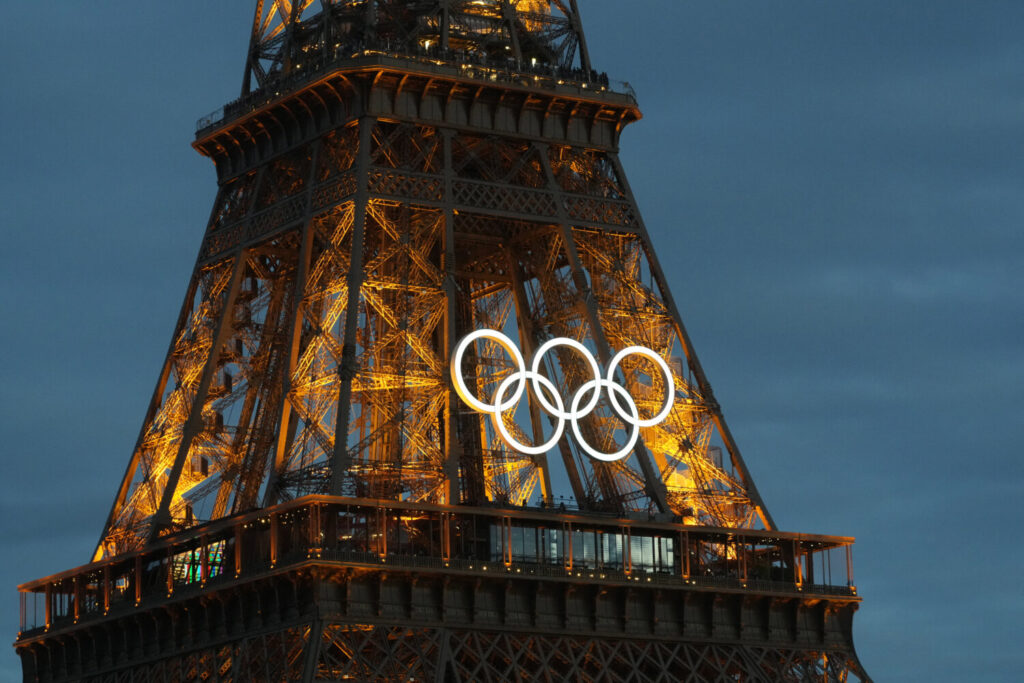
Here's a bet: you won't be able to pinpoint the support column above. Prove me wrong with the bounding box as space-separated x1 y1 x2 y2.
264 172 317 506
607 153 776 530
150 253 247 541
95 270 203 560
330 115 376 495
499 1 523 62
568 0 593 76
300 617 323 683
235 523 244 577
539 142 668 514
103 566 111 615
506 251 559 505
440 129 462 505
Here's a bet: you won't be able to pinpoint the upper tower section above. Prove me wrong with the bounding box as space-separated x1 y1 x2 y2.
243 0 594 96
195 1 638 164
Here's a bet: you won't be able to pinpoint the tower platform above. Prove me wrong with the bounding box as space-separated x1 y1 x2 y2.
18 497 865 681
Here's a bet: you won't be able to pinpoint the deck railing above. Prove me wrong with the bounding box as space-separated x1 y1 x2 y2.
196 42 635 136
17 495 856 637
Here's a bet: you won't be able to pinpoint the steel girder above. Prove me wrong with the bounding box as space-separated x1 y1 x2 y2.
24 3 871 681
96 106 777 560
18 558 870 683
242 1 592 96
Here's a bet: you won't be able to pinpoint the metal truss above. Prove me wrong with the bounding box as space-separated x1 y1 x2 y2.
63 626 867 683
242 0 592 96
312 627 869 683
17 3 871 682
95 104 782 560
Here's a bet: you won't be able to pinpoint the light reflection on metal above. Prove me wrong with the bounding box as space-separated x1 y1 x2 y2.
95 1 781 560
15 3 870 680
451 329 674 462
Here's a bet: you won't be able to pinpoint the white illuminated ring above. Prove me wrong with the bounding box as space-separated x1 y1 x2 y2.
492 371 565 455
570 377 641 462
450 330 675 462
606 346 675 427
451 329 527 414
531 336 603 418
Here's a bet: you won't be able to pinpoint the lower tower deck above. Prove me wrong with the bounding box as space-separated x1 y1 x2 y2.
17 497 867 681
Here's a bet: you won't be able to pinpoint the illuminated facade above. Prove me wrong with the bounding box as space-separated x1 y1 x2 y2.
15 2 870 681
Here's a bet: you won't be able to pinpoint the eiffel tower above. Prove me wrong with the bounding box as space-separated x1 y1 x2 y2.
15 2 870 681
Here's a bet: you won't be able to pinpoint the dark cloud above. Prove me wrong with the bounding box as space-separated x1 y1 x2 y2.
2 2 1021 680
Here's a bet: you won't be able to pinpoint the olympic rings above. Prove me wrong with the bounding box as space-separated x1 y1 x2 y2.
450 329 675 462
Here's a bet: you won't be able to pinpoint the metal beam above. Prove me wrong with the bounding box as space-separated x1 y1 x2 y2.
538 141 669 515
607 153 777 530
149 252 247 542
329 115 375 495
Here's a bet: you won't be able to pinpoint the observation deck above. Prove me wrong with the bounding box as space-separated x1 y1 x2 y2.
197 41 635 139
18 497 857 641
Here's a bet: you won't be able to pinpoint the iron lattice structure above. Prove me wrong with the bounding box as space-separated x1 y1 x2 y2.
16 2 870 681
